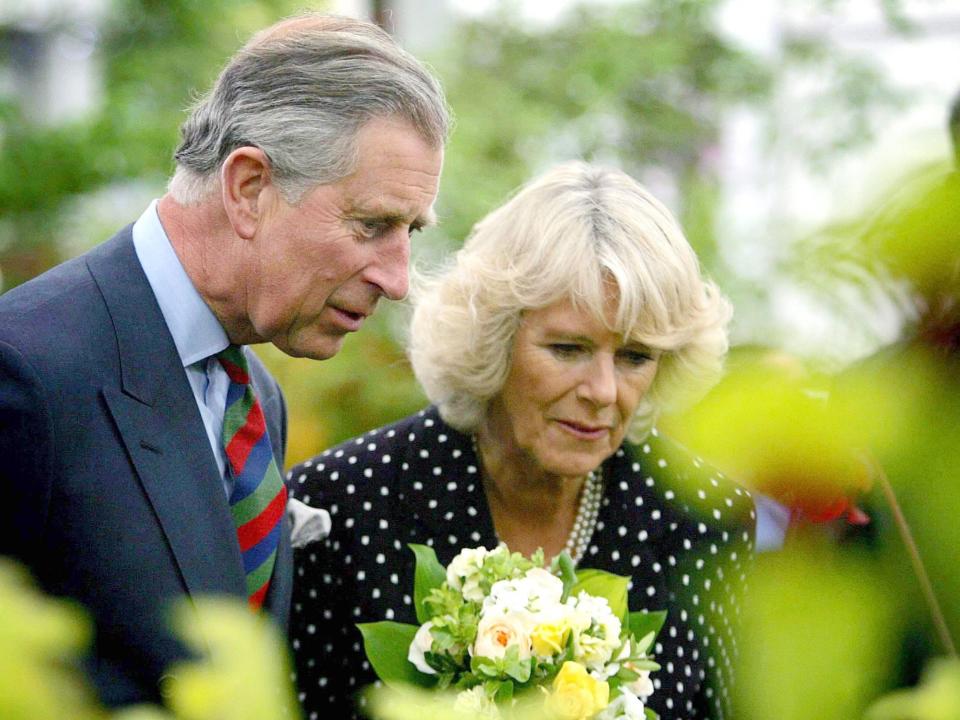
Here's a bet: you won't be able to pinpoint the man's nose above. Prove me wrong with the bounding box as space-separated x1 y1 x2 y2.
367 229 410 301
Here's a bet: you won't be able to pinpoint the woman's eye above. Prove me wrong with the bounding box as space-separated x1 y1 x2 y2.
620 349 653 367
549 343 583 358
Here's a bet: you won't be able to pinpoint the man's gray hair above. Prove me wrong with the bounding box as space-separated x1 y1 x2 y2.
168 14 450 204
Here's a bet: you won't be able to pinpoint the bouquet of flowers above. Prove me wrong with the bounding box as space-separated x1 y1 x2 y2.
359 544 665 720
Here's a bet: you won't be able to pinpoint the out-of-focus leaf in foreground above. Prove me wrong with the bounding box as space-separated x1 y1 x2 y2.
734 541 898 720
162 598 301 720
668 355 900 524
866 658 960 720
363 683 545 720
0 559 103 720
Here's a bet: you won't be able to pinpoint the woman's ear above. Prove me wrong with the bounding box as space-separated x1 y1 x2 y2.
220 146 275 240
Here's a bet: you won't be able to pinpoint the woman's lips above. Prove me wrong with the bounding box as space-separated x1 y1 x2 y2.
556 419 610 440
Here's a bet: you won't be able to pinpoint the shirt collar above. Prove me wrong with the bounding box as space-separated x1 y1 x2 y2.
132 199 229 367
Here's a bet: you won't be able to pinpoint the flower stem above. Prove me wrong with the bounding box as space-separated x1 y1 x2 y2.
872 459 957 657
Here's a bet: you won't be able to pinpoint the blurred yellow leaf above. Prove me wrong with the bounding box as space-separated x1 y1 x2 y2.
0 559 104 720
163 598 301 720
866 658 960 720
734 541 898 720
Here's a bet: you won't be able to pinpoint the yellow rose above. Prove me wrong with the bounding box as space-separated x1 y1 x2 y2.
531 621 571 658
545 661 609 720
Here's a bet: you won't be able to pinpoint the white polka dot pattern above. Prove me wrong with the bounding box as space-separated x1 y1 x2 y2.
287 407 755 720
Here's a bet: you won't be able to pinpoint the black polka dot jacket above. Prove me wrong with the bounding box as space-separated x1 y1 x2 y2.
287 406 756 720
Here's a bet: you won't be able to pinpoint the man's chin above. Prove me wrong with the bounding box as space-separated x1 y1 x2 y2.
272 333 345 361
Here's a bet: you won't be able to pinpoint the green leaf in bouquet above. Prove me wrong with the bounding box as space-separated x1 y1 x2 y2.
409 544 447 624
628 610 667 649
470 655 500 678
488 679 514 703
554 552 578 603
469 648 532 684
358 622 434 689
502 647 532 684
570 569 630 621
645 707 660 719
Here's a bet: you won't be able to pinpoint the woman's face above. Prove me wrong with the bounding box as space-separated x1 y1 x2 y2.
486 293 660 480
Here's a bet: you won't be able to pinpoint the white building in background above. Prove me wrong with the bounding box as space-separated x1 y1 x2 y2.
715 0 960 363
331 0 452 53
340 0 960 363
0 0 106 125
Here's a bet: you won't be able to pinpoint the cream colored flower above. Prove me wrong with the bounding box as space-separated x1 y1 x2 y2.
446 546 489 602
596 690 646 720
472 610 533 661
407 621 437 675
544 661 610 720
453 686 501 719
520 568 564 609
624 666 654 699
567 593 621 671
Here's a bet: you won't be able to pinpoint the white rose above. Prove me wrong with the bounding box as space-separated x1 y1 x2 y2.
568 592 622 670
471 610 533 660
608 640 654 699
596 691 646 720
453 686 501 719
625 668 654 699
407 621 437 675
446 546 489 602
484 578 532 614
520 567 564 609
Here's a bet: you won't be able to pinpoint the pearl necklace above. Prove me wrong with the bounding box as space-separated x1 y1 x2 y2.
564 467 603 565
471 436 604 566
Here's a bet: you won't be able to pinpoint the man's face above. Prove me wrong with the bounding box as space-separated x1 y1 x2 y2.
246 116 443 359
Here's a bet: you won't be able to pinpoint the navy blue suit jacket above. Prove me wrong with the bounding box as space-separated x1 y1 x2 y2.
0 226 292 706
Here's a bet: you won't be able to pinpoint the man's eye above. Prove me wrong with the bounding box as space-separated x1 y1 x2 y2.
358 221 384 238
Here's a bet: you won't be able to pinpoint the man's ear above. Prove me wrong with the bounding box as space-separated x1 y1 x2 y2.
221 146 276 240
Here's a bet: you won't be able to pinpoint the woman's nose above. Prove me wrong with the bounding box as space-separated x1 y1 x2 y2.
577 353 617 406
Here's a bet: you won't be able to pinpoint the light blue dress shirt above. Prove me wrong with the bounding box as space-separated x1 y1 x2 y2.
132 200 234 498
754 491 790 552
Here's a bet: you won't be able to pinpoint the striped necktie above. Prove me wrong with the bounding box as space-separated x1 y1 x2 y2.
217 345 286 610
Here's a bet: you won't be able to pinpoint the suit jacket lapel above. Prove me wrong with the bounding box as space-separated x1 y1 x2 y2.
87 229 246 599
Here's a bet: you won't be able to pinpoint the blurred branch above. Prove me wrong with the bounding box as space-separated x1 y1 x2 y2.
871 457 957 658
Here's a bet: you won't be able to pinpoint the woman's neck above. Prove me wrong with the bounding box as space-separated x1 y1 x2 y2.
473 426 585 560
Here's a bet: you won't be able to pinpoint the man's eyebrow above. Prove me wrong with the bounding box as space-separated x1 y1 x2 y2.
415 207 438 229
349 207 438 229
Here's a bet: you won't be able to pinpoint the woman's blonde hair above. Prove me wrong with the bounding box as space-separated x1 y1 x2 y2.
409 161 731 440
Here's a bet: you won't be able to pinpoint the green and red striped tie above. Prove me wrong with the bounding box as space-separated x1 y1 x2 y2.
217 345 286 610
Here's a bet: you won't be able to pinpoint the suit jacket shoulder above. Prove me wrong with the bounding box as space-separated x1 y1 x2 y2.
0 226 291 703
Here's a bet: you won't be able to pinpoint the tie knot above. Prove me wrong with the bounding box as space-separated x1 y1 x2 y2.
217 345 251 385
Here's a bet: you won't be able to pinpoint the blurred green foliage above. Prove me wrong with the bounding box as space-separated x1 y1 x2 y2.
0 0 309 285
427 0 772 273
735 541 900 720
867 659 960 720
0 560 101 720
0 560 301 719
